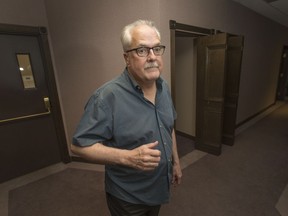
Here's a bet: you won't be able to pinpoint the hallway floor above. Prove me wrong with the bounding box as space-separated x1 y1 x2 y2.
1 102 287 216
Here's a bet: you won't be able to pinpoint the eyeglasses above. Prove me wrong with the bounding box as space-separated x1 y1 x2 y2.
125 45 165 57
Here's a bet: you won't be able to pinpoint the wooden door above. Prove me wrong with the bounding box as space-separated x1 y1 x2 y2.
196 33 228 155
0 25 69 183
222 35 244 145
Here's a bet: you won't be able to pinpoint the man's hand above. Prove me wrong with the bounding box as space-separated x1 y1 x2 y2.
131 141 161 171
172 162 182 186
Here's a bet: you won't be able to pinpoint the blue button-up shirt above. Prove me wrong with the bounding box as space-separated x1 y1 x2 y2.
72 68 177 205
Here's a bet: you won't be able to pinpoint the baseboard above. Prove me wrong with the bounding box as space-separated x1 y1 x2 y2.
175 130 195 140
235 101 285 135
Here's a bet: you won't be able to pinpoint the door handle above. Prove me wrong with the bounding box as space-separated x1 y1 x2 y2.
0 97 51 123
44 97 51 112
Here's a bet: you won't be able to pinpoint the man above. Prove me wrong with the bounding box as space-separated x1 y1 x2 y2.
71 20 182 216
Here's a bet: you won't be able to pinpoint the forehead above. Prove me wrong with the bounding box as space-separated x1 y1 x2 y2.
130 25 160 47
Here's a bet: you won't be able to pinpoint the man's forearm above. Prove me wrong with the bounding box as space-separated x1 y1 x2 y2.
171 129 180 165
71 143 129 165
70 142 161 171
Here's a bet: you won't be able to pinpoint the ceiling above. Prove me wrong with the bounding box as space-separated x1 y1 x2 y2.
231 0 288 27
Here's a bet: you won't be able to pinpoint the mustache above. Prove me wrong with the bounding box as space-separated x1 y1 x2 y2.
144 62 159 69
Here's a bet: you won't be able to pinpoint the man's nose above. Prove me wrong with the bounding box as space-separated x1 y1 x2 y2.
147 49 157 59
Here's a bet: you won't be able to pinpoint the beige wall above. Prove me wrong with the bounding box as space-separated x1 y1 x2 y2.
44 0 161 145
175 37 197 136
1 0 288 148
0 0 47 26
158 0 288 124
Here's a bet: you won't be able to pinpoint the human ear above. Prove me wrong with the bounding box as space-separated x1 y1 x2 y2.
123 53 130 66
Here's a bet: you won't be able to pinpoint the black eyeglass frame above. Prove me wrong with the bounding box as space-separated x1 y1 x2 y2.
125 45 166 57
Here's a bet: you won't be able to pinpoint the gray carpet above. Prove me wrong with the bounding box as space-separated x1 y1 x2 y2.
9 168 109 216
160 102 288 216
176 134 195 158
8 137 194 216
8 103 288 216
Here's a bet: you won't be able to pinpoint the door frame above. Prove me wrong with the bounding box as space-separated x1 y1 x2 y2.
170 20 243 155
0 23 70 163
170 20 213 138
170 20 215 151
170 20 214 107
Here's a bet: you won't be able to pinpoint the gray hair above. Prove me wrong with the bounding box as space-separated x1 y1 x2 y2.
120 20 161 52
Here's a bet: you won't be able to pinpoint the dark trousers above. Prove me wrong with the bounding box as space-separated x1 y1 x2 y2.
106 193 161 216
